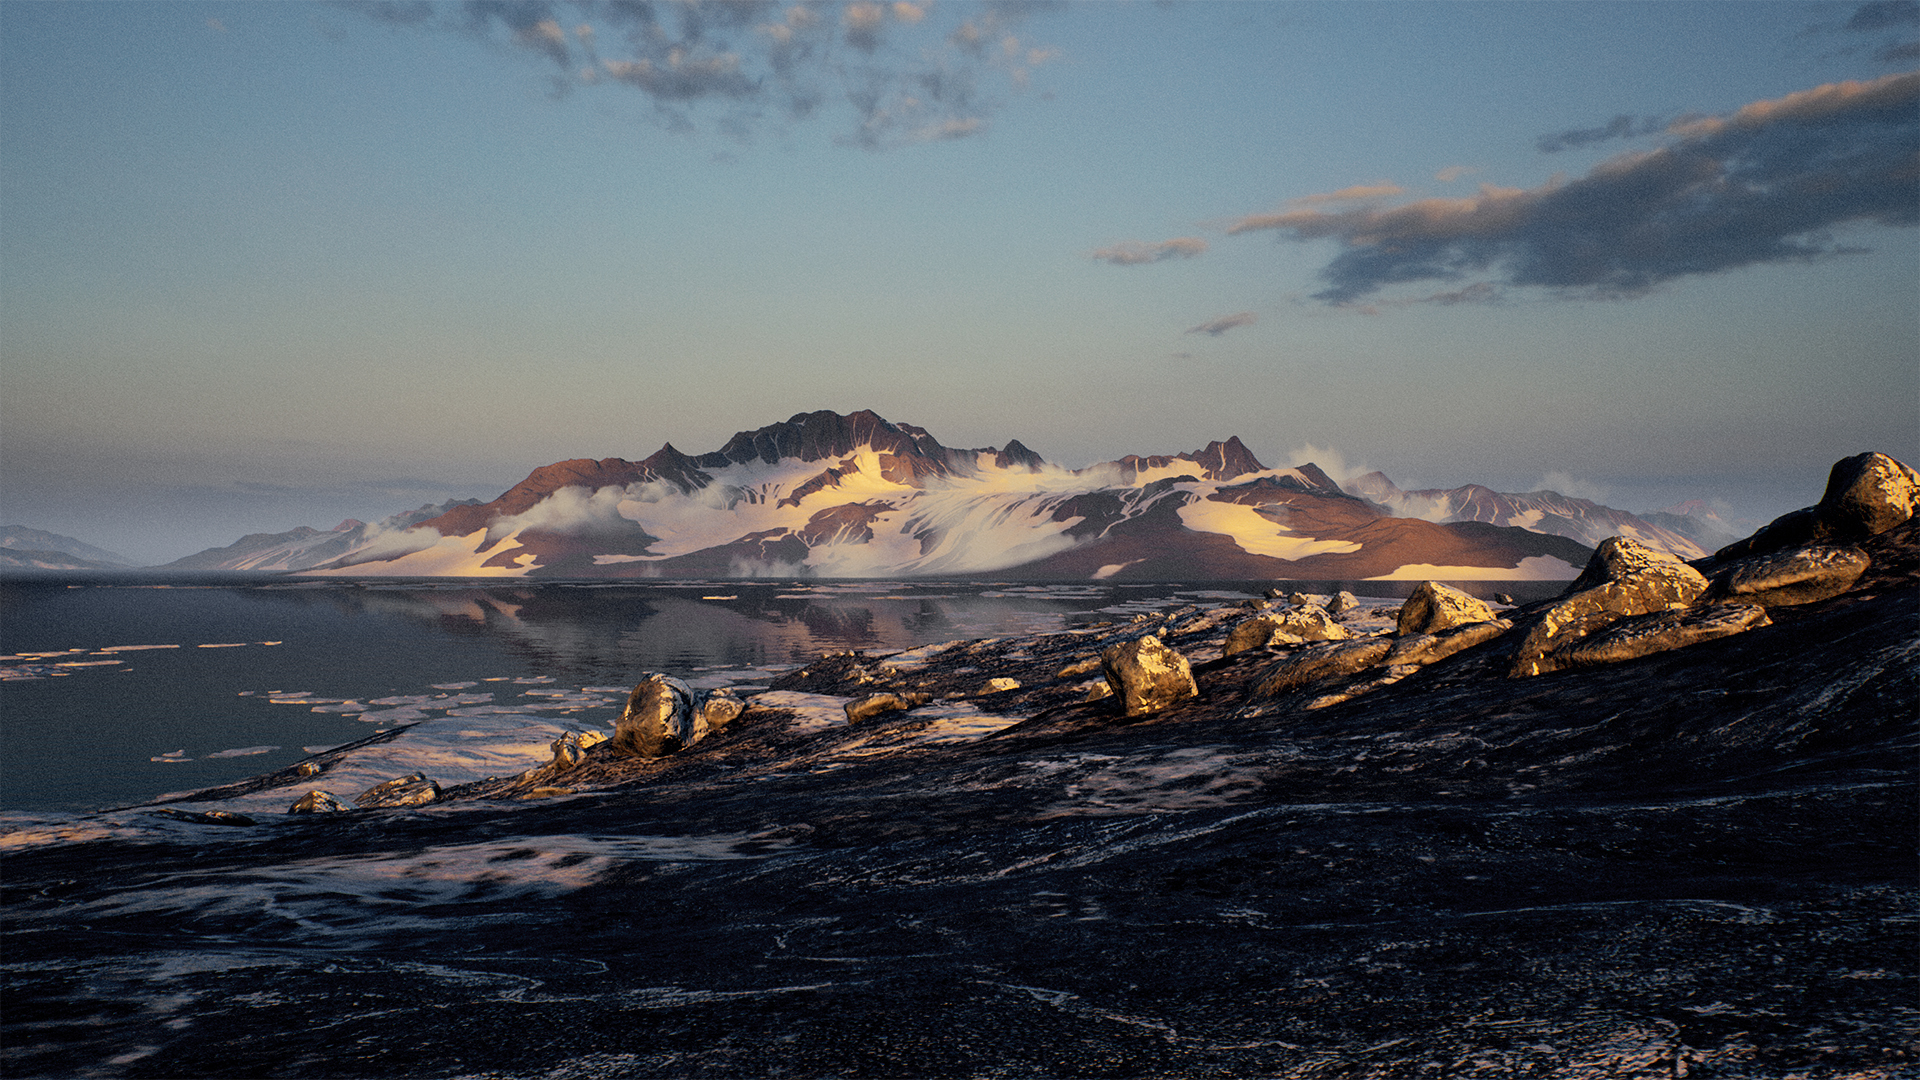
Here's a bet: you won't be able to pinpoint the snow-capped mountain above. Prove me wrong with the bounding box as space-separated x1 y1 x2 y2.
289 410 1594 581
164 501 481 572
1342 472 1708 560
0 526 138 572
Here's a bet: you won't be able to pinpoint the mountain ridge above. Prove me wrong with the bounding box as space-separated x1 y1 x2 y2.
87 410 1715 579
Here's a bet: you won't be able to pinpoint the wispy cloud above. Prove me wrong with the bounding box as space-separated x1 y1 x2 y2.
1225 70 1920 306
1187 312 1256 336
1801 1 1920 63
347 0 1061 149
1088 237 1208 265
1535 114 1669 154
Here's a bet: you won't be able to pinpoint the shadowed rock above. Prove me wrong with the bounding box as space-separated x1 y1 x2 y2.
1818 452 1919 539
1326 590 1361 616
353 773 441 809
611 674 699 758
1709 543 1871 607
1101 635 1198 716
145 808 256 826
1550 603 1772 670
1251 638 1394 698
1383 618 1513 668
1396 582 1496 636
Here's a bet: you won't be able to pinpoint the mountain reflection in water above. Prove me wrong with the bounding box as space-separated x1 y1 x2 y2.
0 577 1561 812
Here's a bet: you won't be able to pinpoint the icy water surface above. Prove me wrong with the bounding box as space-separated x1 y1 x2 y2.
0 575 1558 812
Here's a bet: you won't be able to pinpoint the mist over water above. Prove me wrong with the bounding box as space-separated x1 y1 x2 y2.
0 575 1563 813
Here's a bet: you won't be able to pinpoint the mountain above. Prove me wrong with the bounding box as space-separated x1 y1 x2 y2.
1640 499 1746 553
285 410 1592 581
163 501 481 573
0 526 138 571
1343 472 1708 560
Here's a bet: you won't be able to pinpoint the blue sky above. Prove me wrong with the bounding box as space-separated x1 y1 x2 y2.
3 0 1915 564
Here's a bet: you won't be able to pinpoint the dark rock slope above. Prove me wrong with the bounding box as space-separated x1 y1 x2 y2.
3 464 1915 1079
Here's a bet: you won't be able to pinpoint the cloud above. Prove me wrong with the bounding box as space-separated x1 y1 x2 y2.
1846 0 1920 32
1285 182 1405 206
1089 237 1208 265
1535 470 1612 504
1535 114 1668 153
1802 1 1919 64
1187 312 1256 336
1434 165 1478 183
353 1 1061 149
1226 70 1920 305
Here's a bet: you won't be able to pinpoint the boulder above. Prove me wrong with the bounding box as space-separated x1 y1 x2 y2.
845 691 932 724
353 772 441 809
1817 452 1918 539
1550 604 1771 671
1396 582 1496 636
1100 635 1199 717
1288 592 1317 608
1250 638 1394 698
1326 590 1361 617
288 790 348 814
1222 616 1281 657
1708 544 1871 608
1714 452 1918 560
1510 538 1709 677
699 690 747 732
1383 618 1513 668
979 677 1021 694
611 674 699 758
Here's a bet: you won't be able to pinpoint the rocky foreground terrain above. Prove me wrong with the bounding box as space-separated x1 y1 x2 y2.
3 455 1916 1079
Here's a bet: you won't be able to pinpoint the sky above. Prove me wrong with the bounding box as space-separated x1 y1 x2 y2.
2 0 1916 565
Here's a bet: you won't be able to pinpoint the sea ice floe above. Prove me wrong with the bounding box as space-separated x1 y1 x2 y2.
206 746 279 759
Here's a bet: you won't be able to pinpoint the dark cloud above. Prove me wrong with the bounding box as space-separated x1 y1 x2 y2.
1187 312 1255 336
1844 0 1919 32
1226 71 1920 306
1536 114 1668 154
346 1 1059 148
1801 1 1918 64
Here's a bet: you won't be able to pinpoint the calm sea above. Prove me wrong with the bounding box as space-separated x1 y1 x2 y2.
0 576 1560 812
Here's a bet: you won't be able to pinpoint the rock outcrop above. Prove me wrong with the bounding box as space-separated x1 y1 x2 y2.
1706 543 1871 608
1222 605 1350 656
353 773 441 809
1509 538 1709 677
1251 639 1395 698
1549 604 1772 671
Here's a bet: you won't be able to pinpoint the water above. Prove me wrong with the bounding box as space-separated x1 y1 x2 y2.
0 575 1561 813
